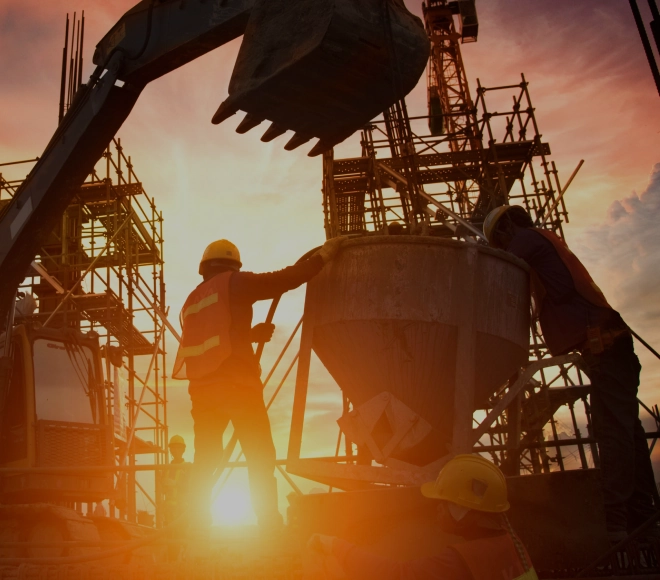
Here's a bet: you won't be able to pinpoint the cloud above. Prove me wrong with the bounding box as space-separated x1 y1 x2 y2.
574 163 660 414
579 163 660 331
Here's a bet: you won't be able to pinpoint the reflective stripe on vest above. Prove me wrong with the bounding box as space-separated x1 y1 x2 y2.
177 335 220 359
183 293 218 319
450 533 538 580
172 272 232 380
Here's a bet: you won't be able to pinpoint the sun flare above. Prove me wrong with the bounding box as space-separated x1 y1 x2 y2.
211 484 256 526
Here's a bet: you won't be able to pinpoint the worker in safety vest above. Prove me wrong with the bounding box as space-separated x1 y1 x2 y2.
173 237 344 529
483 205 658 542
163 434 189 525
163 435 189 561
308 455 537 580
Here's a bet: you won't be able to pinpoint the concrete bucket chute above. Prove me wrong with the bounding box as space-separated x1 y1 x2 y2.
213 0 431 155
306 237 530 467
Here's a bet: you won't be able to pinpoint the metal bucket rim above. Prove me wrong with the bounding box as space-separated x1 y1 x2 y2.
337 235 530 272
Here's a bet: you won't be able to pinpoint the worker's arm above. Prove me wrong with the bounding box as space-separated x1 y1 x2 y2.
331 538 472 580
233 255 324 302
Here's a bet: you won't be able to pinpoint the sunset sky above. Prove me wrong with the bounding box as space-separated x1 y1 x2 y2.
2 0 660 523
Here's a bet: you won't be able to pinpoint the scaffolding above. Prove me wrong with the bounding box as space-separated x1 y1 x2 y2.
319 0 658 479
322 76 564 241
0 139 168 524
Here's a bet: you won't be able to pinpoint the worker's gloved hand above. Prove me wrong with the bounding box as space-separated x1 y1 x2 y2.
251 322 275 344
317 237 346 264
307 533 336 556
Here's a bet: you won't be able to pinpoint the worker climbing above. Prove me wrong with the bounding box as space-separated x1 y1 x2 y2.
173 237 345 530
483 205 658 542
308 455 538 579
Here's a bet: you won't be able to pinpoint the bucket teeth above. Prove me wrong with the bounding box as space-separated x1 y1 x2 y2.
236 113 264 134
308 140 334 157
261 123 287 142
284 133 312 151
212 101 239 125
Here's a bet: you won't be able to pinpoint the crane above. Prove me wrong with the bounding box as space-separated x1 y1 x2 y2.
0 0 430 331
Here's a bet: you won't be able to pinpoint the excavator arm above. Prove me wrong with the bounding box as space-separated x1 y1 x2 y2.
0 0 429 326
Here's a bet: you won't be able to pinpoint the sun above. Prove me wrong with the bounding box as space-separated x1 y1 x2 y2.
211 481 256 526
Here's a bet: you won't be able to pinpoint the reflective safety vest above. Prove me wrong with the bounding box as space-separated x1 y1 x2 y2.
163 462 189 524
165 463 189 505
450 532 538 580
530 228 610 310
172 272 233 380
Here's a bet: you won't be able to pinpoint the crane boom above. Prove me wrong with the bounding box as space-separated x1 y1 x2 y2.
0 0 429 326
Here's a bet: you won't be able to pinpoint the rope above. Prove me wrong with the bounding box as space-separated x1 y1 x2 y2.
502 514 532 573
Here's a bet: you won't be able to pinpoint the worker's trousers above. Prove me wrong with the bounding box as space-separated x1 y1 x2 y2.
582 335 658 532
189 383 282 528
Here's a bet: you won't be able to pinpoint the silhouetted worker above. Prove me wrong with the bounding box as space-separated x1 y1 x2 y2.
163 434 189 561
483 205 658 542
173 238 344 530
163 434 189 525
308 455 538 580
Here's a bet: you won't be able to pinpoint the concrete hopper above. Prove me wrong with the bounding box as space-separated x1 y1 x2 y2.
306 236 530 467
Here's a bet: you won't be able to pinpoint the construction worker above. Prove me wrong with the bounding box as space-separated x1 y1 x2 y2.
173 237 344 530
483 205 658 542
308 455 537 580
163 435 189 561
163 435 189 525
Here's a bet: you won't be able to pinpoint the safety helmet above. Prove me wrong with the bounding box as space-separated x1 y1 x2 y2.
199 239 242 274
169 435 186 448
483 205 531 245
421 454 510 513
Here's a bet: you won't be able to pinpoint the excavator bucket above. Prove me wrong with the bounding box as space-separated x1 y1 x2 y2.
213 0 430 156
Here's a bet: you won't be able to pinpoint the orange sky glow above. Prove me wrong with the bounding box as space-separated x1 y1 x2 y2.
2 0 660 523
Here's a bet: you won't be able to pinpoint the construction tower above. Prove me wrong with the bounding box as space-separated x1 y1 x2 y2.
318 0 657 484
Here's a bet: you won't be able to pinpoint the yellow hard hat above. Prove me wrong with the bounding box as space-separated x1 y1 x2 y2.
169 435 186 447
483 206 513 244
421 454 510 513
199 239 242 274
